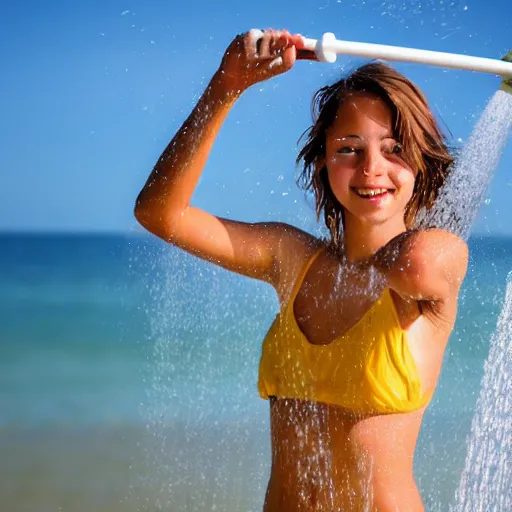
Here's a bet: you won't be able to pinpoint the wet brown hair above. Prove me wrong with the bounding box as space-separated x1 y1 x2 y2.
296 62 453 252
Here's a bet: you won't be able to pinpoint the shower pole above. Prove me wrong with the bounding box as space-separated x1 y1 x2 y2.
250 30 512 91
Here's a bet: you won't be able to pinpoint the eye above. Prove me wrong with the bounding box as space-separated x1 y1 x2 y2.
392 143 403 155
337 146 358 154
383 141 403 155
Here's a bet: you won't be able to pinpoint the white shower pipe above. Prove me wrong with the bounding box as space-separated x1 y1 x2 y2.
249 30 512 92
299 33 512 79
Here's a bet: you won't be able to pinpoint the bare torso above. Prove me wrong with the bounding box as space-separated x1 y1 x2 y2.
264 245 456 512
264 399 425 511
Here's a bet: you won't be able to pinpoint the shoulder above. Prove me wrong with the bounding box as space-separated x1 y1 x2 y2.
403 228 468 280
377 228 468 302
263 221 323 253
261 222 325 295
401 227 467 261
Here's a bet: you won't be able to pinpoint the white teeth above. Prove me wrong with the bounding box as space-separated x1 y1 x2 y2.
355 188 388 197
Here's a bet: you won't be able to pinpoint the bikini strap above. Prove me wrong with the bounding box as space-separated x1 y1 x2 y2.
288 247 324 305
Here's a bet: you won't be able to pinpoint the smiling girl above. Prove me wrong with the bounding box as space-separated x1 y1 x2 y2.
134 29 468 512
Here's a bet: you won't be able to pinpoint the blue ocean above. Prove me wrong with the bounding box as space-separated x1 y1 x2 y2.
1 232 511 511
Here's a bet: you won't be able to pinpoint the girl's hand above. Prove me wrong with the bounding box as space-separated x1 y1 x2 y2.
216 29 308 94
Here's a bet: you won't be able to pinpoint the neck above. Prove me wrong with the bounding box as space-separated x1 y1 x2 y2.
341 214 407 263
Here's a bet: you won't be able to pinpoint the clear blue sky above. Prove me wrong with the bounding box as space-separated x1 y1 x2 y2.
1 0 511 235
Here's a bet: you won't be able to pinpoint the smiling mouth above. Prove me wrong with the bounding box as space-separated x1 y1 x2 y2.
352 187 395 198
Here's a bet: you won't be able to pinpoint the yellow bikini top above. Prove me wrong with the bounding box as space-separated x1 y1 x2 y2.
258 249 432 414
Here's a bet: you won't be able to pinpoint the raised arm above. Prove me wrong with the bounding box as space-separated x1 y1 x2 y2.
134 29 310 286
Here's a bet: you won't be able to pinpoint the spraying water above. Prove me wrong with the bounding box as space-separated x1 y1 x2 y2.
452 272 512 512
133 248 273 511
435 89 512 509
417 89 512 239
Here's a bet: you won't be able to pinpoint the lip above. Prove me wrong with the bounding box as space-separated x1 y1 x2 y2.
364 192 391 203
351 187 395 204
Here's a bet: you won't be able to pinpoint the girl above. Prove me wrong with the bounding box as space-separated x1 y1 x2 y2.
135 29 468 512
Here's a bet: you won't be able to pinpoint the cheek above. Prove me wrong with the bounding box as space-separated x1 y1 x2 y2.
326 163 353 193
394 168 416 198
327 173 352 203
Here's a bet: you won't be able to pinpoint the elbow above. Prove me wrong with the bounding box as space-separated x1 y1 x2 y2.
133 194 152 231
133 192 166 236
133 194 184 242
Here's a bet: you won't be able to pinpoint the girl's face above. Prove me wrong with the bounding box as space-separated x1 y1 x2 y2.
323 92 416 228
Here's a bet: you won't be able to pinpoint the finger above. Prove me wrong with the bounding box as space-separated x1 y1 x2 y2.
267 43 298 73
263 31 294 61
273 31 303 50
269 36 282 55
246 29 263 57
268 56 284 70
281 45 297 70
289 34 305 50
258 29 291 59
258 30 273 58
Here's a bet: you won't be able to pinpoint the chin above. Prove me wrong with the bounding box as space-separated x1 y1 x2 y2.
345 207 406 228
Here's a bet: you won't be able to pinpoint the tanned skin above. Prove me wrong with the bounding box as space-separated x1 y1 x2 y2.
135 29 468 511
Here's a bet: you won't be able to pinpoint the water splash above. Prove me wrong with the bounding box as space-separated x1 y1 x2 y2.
438 90 512 510
417 89 512 239
452 273 512 511
133 247 273 510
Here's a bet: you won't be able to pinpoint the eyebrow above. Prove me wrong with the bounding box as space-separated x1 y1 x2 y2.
336 134 395 141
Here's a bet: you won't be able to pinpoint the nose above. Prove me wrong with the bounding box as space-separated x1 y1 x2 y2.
360 145 384 177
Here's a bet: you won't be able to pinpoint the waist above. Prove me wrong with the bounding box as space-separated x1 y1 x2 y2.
264 477 421 512
264 478 371 512
265 397 421 511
